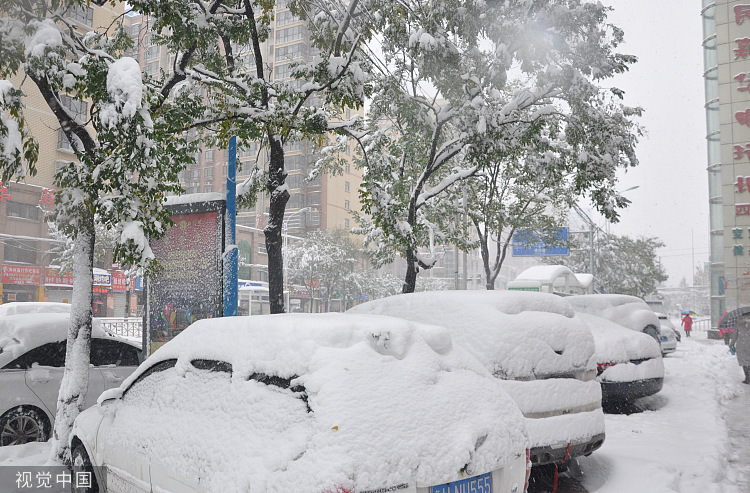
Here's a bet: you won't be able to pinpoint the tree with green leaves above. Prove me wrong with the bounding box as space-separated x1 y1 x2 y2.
543 232 668 298
0 0 369 462
345 0 641 293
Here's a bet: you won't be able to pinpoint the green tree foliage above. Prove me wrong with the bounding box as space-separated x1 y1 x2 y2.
346 0 642 293
544 232 668 298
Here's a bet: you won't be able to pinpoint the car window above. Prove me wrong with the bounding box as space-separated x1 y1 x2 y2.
122 359 178 403
1 341 67 370
90 339 140 367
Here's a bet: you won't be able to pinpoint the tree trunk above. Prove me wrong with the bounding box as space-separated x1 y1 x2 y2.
265 133 289 314
403 249 418 293
49 217 94 465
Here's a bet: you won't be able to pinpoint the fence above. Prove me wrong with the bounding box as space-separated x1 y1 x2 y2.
97 317 142 340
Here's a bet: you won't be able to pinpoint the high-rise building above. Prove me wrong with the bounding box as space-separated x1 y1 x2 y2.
699 1 750 324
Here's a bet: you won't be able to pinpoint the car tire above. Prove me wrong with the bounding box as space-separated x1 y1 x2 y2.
71 441 99 493
0 407 50 446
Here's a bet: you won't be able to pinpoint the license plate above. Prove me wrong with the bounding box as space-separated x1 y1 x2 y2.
660 336 668 342
430 472 492 493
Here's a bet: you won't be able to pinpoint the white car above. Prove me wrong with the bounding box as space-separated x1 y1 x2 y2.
347 290 605 469
566 294 663 345
0 301 71 317
71 314 530 493
575 313 665 405
656 312 681 345
0 311 141 446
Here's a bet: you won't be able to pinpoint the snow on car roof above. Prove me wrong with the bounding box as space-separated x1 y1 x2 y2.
566 294 661 333
575 313 662 363
346 290 595 380
0 312 132 367
99 313 528 492
0 302 71 317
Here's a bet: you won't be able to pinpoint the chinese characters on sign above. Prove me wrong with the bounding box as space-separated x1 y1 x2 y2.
39 188 55 209
737 5 750 25
0 181 9 202
733 9 750 259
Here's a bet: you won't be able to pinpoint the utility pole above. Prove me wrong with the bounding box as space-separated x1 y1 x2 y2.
572 203 596 293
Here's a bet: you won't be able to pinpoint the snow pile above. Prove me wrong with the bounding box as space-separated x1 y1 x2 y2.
567 294 661 333
100 57 144 128
94 314 527 492
0 81 25 165
24 19 62 59
579 335 749 493
348 290 596 380
0 301 70 317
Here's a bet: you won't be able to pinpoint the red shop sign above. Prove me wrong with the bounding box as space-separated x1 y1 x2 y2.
1 264 42 286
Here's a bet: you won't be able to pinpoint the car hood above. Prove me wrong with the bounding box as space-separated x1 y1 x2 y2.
347 290 595 380
575 313 662 363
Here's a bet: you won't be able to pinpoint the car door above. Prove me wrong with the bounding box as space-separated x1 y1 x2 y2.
90 338 140 391
21 341 105 416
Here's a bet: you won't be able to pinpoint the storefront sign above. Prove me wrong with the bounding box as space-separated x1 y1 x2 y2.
44 267 74 286
1 265 41 285
112 272 127 293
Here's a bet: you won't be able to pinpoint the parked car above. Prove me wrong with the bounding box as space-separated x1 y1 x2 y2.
71 314 530 493
0 312 140 446
655 313 678 355
0 301 70 317
566 294 663 346
347 290 605 468
656 312 680 342
575 312 665 405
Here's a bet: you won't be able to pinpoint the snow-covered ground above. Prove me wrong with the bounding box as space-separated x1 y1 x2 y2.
1 329 748 493
578 330 749 493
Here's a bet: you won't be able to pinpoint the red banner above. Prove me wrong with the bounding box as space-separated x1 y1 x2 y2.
44 267 74 286
2 265 42 286
112 272 127 293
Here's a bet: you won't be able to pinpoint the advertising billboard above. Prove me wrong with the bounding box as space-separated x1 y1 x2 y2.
146 200 225 355
511 228 570 257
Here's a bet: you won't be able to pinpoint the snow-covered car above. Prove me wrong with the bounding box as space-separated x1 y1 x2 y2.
575 313 665 404
71 314 530 493
347 290 605 468
566 294 663 344
0 301 71 317
657 312 681 342
655 314 678 355
0 312 140 446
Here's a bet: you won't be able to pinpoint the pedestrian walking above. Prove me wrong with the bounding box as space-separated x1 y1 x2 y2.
681 312 693 338
730 314 750 384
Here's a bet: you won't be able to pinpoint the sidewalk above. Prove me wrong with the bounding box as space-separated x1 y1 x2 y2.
578 332 749 493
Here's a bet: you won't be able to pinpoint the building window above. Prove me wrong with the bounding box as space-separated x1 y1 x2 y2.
204 167 214 179
60 95 88 124
345 162 350 173
307 193 321 206
3 239 37 264
258 243 267 254
57 129 73 151
276 10 300 27
6 202 39 221
345 218 350 229
146 45 160 60
203 184 213 193
238 240 252 279
286 193 304 209
146 61 159 76
222 165 228 177
276 26 306 45
274 63 293 81
287 174 302 190
344 181 350 192
344 200 350 210
66 4 93 26
275 42 308 62
306 210 321 226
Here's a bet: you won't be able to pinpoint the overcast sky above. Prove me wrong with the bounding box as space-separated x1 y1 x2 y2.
580 0 710 287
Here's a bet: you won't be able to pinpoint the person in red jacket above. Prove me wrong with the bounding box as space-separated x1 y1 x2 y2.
681 313 693 338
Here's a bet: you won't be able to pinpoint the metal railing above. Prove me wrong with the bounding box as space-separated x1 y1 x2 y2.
97 317 142 339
